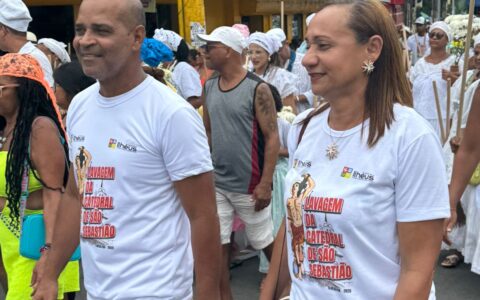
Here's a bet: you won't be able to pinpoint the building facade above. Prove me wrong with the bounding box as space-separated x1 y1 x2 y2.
24 0 403 47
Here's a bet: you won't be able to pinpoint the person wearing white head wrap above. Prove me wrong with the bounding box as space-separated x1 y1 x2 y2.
248 32 281 56
267 26 316 114
153 28 183 52
267 28 287 44
410 19 456 140
248 31 298 112
37 38 71 66
0 0 53 86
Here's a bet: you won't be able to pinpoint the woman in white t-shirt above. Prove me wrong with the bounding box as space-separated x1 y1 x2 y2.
247 32 299 114
410 21 456 142
261 2 449 300
153 29 202 108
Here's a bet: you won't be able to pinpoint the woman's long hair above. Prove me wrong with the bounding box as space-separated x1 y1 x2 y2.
302 0 412 147
6 77 69 225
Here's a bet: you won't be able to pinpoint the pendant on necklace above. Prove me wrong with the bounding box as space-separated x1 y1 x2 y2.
0 136 6 149
325 142 339 160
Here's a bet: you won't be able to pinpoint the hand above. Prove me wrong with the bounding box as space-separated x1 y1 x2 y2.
441 69 450 81
252 182 272 211
443 210 457 246
31 252 48 288
31 275 58 300
449 136 462 154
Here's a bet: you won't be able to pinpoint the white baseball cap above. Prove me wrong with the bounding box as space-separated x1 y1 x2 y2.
415 17 426 25
197 26 246 54
0 0 32 32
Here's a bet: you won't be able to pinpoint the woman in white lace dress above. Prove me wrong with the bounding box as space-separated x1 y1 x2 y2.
247 32 299 113
410 21 456 142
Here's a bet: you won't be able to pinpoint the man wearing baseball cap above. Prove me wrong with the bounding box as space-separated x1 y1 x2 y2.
0 0 54 86
199 26 279 300
407 16 430 65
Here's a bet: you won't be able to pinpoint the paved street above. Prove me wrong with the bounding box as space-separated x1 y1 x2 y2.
1 250 477 300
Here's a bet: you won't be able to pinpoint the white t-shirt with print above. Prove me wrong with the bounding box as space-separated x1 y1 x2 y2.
285 104 449 300
67 76 213 300
172 61 202 100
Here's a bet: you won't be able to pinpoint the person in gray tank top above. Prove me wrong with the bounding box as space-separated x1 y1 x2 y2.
199 27 280 300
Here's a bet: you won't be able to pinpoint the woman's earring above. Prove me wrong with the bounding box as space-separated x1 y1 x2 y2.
362 59 375 75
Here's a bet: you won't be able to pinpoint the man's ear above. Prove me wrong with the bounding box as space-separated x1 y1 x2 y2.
132 25 146 51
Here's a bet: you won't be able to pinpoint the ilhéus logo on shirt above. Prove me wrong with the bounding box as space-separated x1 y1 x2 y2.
107 138 137 153
293 159 312 169
341 166 374 182
70 134 85 142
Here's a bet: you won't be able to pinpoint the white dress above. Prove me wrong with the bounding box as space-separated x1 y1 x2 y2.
258 66 298 100
410 56 456 142
442 72 480 274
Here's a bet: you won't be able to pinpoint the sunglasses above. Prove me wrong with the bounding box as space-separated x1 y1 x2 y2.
429 32 445 40
0 84 19 97
205 43 227 52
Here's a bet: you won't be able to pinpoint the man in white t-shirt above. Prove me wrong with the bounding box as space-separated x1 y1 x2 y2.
31 1 221 300
407 17 430 66
0 0 54 86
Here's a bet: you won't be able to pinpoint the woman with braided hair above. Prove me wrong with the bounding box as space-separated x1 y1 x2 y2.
0 53 79 299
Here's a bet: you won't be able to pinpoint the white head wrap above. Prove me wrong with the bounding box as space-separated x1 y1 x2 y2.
248 32 282 55
429 21 452 42
474 34 480 48
266 28 286 43
0 0 32 32
232 24 250 38
26 31 37 43
38 38 71 64
153 28 183 52
306 13 316 26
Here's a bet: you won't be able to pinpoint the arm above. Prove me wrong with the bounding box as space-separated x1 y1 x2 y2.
186 96 203 109
174 172 221 300
32 166 82 300
394 220 444 300
259 220 290 300
253 83 280 211
446 88 480 232
283 94 298 115
278 147 289 157
29 117 66 248
202 92 212 150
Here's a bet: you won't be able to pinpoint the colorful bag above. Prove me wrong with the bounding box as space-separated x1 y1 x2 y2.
19 162 81 261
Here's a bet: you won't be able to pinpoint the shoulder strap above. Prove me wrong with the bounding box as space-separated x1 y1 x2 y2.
18 160 30 227
287 50 296 72
297 117 311 146
297 103 329 146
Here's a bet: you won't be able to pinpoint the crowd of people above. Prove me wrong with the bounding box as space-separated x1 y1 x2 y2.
0 0 478 299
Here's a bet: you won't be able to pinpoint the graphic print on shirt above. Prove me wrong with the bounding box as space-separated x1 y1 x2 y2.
287 173 353 293
75 146 117 249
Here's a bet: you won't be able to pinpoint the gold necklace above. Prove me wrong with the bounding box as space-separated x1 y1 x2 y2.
325 123 347 160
